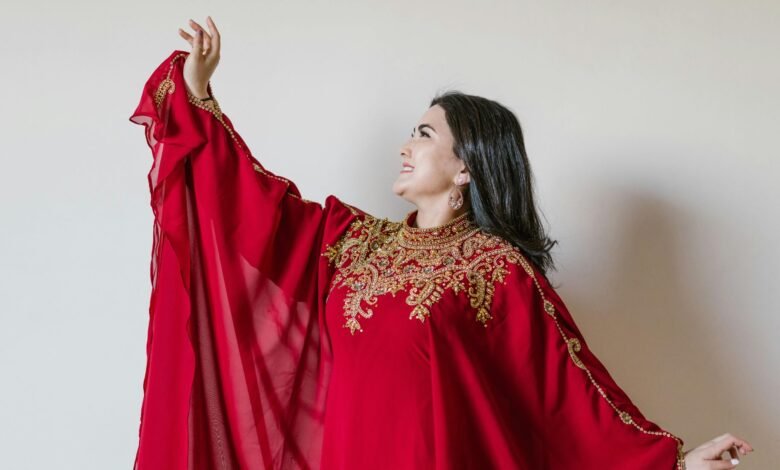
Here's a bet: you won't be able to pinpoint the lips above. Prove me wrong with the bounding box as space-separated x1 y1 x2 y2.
401 163 414 173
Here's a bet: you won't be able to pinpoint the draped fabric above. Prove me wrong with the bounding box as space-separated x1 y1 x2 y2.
129 50 685 469
129 49 359 469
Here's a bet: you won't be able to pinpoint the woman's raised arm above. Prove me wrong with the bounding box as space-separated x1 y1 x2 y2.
127 19 364 468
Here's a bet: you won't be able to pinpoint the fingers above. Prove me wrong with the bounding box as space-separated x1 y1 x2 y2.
191 27 203 56
738 442 752 455
206 16 220 54
721 433 754 453
178 28 194 46
189 19 211 53
704 433 754 460
727 445 740 464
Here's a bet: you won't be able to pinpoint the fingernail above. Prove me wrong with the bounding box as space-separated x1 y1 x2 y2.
731 458 740 465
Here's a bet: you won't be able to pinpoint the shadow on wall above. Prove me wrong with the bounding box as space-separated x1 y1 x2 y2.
553 188 769 463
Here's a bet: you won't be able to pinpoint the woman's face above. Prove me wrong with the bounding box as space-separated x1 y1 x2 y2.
393 104 470 206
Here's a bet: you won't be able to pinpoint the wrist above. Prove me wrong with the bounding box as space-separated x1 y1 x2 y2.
191 88 211 100
184 81 210 100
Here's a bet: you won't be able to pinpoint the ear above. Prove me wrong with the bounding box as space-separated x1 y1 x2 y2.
454 167 470 185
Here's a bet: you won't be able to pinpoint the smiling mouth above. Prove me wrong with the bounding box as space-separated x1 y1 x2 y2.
400 164 414 173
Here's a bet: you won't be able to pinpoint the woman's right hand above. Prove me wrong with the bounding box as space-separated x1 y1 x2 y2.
178 16 221 99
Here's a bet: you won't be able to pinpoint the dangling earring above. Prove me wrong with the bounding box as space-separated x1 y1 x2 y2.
449 174 467 209
448 187 464 209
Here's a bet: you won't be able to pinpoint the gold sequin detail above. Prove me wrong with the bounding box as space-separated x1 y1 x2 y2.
186 89 223 121
154 53 316 204
543 299 556 317
153 78 174 111
322 211 523 335
566 338 586 369
513 254 686 469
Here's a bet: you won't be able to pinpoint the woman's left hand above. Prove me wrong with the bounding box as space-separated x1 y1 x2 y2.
683 432 754 469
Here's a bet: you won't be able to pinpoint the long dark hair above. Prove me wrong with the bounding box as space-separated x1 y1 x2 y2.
429 90 559 277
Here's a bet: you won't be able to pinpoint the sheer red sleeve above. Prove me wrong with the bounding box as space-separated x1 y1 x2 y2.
129 50 361 469
484 254 686 469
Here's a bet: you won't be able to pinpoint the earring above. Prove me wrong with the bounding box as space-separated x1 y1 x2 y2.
448 186 464 209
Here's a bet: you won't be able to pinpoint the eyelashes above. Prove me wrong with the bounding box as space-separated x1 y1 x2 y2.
410 131 430 138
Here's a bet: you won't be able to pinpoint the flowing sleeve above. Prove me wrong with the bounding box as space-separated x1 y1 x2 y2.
484 253 686 469
128 49 361 470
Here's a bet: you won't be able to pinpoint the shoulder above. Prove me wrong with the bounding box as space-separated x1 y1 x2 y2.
470 232 560 315
472 230 551 288
322 195 380 229
321 208 400 266
482 235 567 332
324 195 371 218
465 230 537 283
318 196 377 260
329 202 404 242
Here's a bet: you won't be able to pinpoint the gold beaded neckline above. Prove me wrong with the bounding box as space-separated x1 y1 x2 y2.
398 210 479 249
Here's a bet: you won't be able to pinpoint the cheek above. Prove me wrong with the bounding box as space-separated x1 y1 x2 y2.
407 159 452 192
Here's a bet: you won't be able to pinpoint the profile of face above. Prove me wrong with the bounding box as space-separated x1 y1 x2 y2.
393 104 470 208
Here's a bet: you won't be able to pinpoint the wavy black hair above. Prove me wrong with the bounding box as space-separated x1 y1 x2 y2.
429 90 558 277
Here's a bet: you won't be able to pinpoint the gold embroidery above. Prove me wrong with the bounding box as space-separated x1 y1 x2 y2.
566 337 586 369
154 77 175 111
678 444 687 469
543 299 556 317
513 254 686 469
186 89 223 120
322 211 523 335
154 53 316 205
343 202 361 217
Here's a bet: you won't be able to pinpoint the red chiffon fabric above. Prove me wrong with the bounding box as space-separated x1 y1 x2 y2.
129 50 684 469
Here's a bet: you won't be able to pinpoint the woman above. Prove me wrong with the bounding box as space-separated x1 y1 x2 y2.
128 16 754 470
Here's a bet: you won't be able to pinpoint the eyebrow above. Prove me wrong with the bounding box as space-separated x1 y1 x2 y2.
411 123 437 135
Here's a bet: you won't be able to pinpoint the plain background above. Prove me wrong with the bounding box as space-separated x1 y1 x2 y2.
1 1 777 468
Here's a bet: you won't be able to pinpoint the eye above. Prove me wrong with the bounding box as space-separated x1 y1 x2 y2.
411 130 430 138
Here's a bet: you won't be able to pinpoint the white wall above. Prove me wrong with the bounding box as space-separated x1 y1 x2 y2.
1 0 776 467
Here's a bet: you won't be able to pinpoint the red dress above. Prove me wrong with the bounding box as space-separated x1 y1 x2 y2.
129 50 686 470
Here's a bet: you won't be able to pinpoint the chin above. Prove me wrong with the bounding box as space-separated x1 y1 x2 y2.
393 175 422 203
392 186 415 205
391 179 406 197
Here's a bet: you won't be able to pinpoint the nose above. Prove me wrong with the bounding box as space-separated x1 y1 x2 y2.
399 138 412 159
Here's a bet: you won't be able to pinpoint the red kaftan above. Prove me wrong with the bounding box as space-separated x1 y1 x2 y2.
129 50 685 469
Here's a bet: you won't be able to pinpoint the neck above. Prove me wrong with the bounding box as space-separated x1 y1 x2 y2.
412 203 470 229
